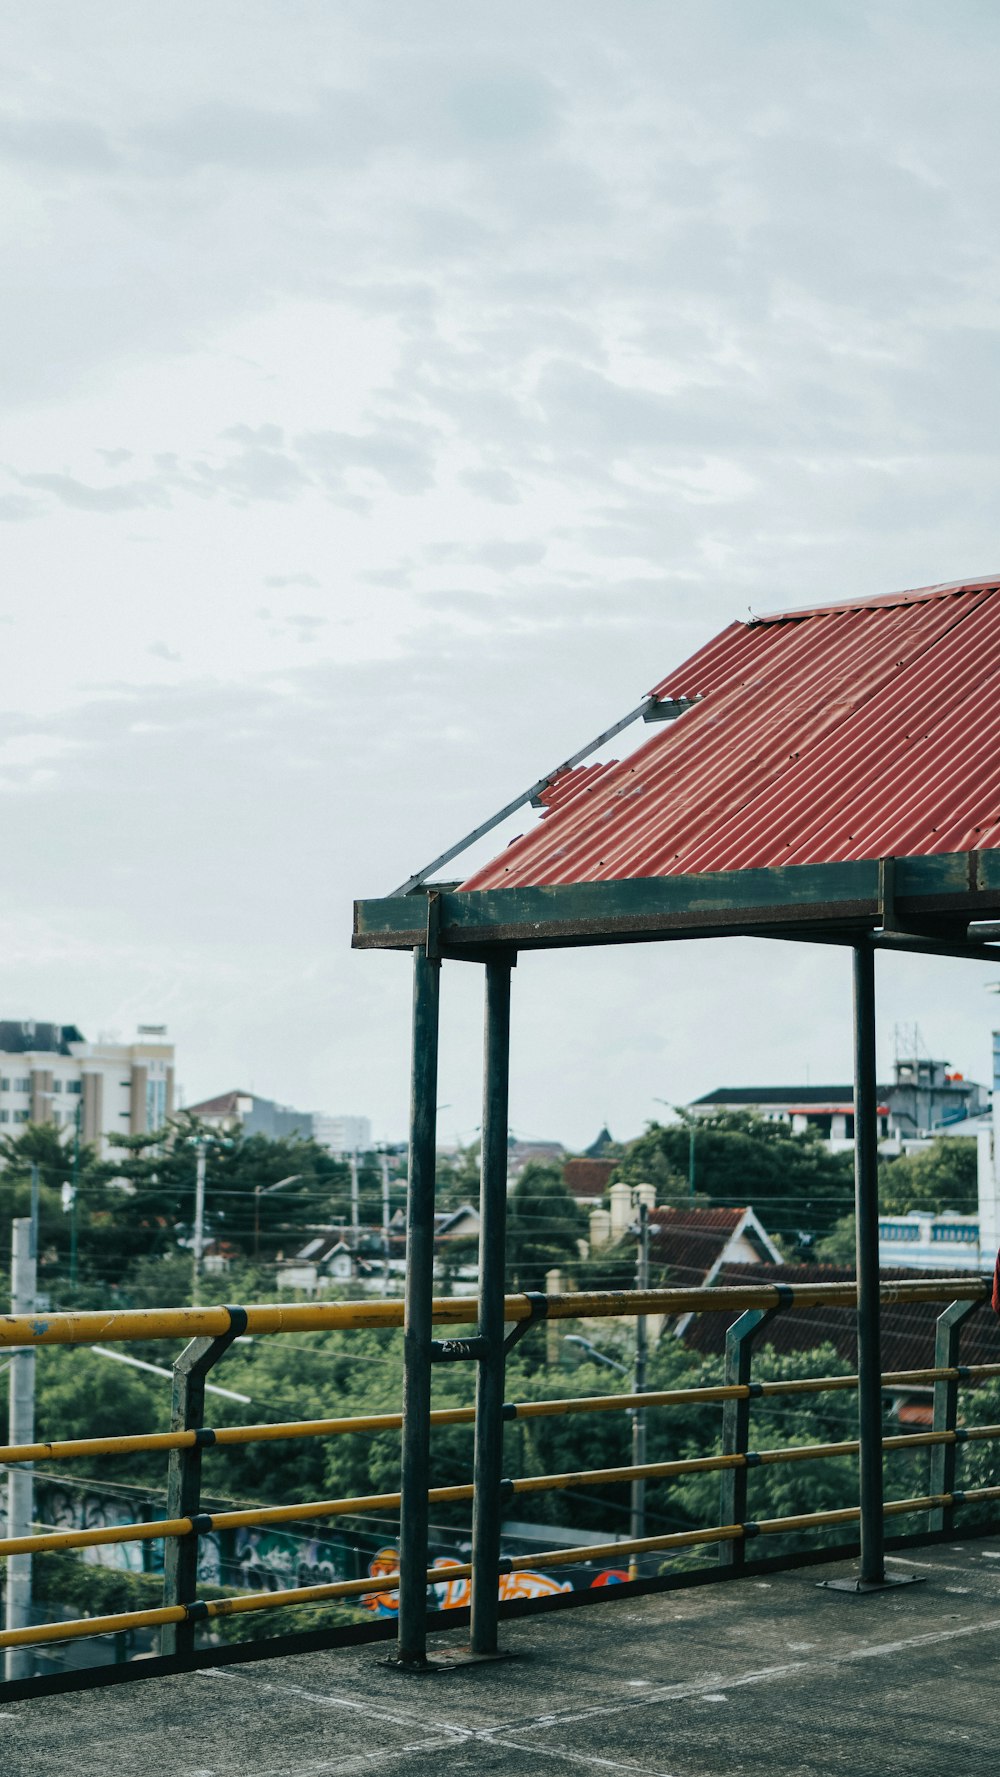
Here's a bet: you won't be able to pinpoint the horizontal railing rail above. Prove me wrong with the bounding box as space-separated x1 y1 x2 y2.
0 1275 988 1347
1 1274 997 1675
5 1484 1000 1654
4 1364 999 1467
5 1423 1000 1563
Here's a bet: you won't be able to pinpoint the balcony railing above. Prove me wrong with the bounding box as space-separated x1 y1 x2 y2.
0 1275 998 1678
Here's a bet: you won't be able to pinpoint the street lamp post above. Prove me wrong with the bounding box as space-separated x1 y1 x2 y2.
5 1165 38 1680
562 1334 629 1374
253 1174 303 1260
187 1131 237 1301
653 1098 696 1196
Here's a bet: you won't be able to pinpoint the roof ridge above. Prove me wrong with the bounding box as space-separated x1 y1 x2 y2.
753 575 1000 624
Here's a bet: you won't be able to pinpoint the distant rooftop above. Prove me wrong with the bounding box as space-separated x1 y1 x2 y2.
0 1020 85 1056
185 1089 251 1117
692 1085 862 1107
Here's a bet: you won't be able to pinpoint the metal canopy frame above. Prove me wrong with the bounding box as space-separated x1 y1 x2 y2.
357 846 1000 1666
388 693 694 899
357 848 1000 960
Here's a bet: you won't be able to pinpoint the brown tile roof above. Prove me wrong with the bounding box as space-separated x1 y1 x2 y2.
647 1207 749 1287
564 1158 616 1199
680 1262 1000 1377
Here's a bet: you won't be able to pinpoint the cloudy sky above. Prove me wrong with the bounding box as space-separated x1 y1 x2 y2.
3 1 1000 1150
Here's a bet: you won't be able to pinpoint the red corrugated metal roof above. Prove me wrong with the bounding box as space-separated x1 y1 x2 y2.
462 578 1000 891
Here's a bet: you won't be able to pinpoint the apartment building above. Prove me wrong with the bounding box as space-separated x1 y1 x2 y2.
688 1056 989 1152
185 1089 371 1155
0 1020 174 1158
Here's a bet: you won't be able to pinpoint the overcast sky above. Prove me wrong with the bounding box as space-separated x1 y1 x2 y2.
3 1 1000 1151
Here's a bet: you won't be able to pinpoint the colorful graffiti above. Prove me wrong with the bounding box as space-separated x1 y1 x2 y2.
363 1545 402 1616
12 1482 631 1605
232 1526 347 1592
363 1549 623 1614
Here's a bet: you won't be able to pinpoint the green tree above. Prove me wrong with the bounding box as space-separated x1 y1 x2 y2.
0 1121 117 1296
612 1113 853 1251
506 1162 586 1291
99 1114 351 1264
816 1136 980 1263
435 1142 481 1212
813 1214 857 1264
880 1137 977 1214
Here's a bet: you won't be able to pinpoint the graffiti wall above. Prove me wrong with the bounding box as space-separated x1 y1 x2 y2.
1 1481 630 1603
362 1548 628 1616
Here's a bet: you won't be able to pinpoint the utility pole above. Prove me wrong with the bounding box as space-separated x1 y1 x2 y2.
192 1143 207 1304
380 1151 391 1294
350 1150 360 1242
629 1199 649 1577
6 1168 39 1679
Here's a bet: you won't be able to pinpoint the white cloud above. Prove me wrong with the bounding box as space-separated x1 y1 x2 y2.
0 1 998 1140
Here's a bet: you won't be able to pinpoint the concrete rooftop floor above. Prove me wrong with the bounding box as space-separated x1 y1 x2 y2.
4 1539 1000 1777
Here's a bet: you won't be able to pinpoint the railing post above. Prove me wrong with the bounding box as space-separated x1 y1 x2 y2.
927 1297 979 1533
629 1201 650 1577
718 1301 781 1569
470 953 513 1656
160 1307 247 1656
5 1214 38 1683
395 944 441 1669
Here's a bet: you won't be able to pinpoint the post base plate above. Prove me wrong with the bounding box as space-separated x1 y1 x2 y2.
819 1573 927 1594
380 1654 456 1674
381 1647 514 1674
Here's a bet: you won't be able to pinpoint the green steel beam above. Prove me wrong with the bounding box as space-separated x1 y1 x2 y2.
353 850 1000 955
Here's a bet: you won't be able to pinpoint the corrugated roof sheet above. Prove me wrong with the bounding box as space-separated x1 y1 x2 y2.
682 1262 1000 1377
462 577 1000 891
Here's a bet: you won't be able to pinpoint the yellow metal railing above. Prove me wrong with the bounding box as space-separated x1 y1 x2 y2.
0 1276 996 1667
0 1276 986 1348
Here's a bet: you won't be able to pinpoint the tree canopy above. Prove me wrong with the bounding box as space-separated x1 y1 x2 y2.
0 1114 353 1302
611 1112 854 1250
505 1161 587 1291
815 1134 979 1262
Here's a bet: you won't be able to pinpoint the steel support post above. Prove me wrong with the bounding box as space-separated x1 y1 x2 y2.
470 955 513 1655
853 944 886 1585
718 1303 780 1569
822 946 921 1593
395 945 441 1668
927 1298 980 1533
161 1312 247 1656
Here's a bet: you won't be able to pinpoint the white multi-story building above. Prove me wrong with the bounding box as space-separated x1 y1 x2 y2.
879 1029 999 1273
184 1092 371 1156
311 1114 372 1155
0 1020 174 1159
